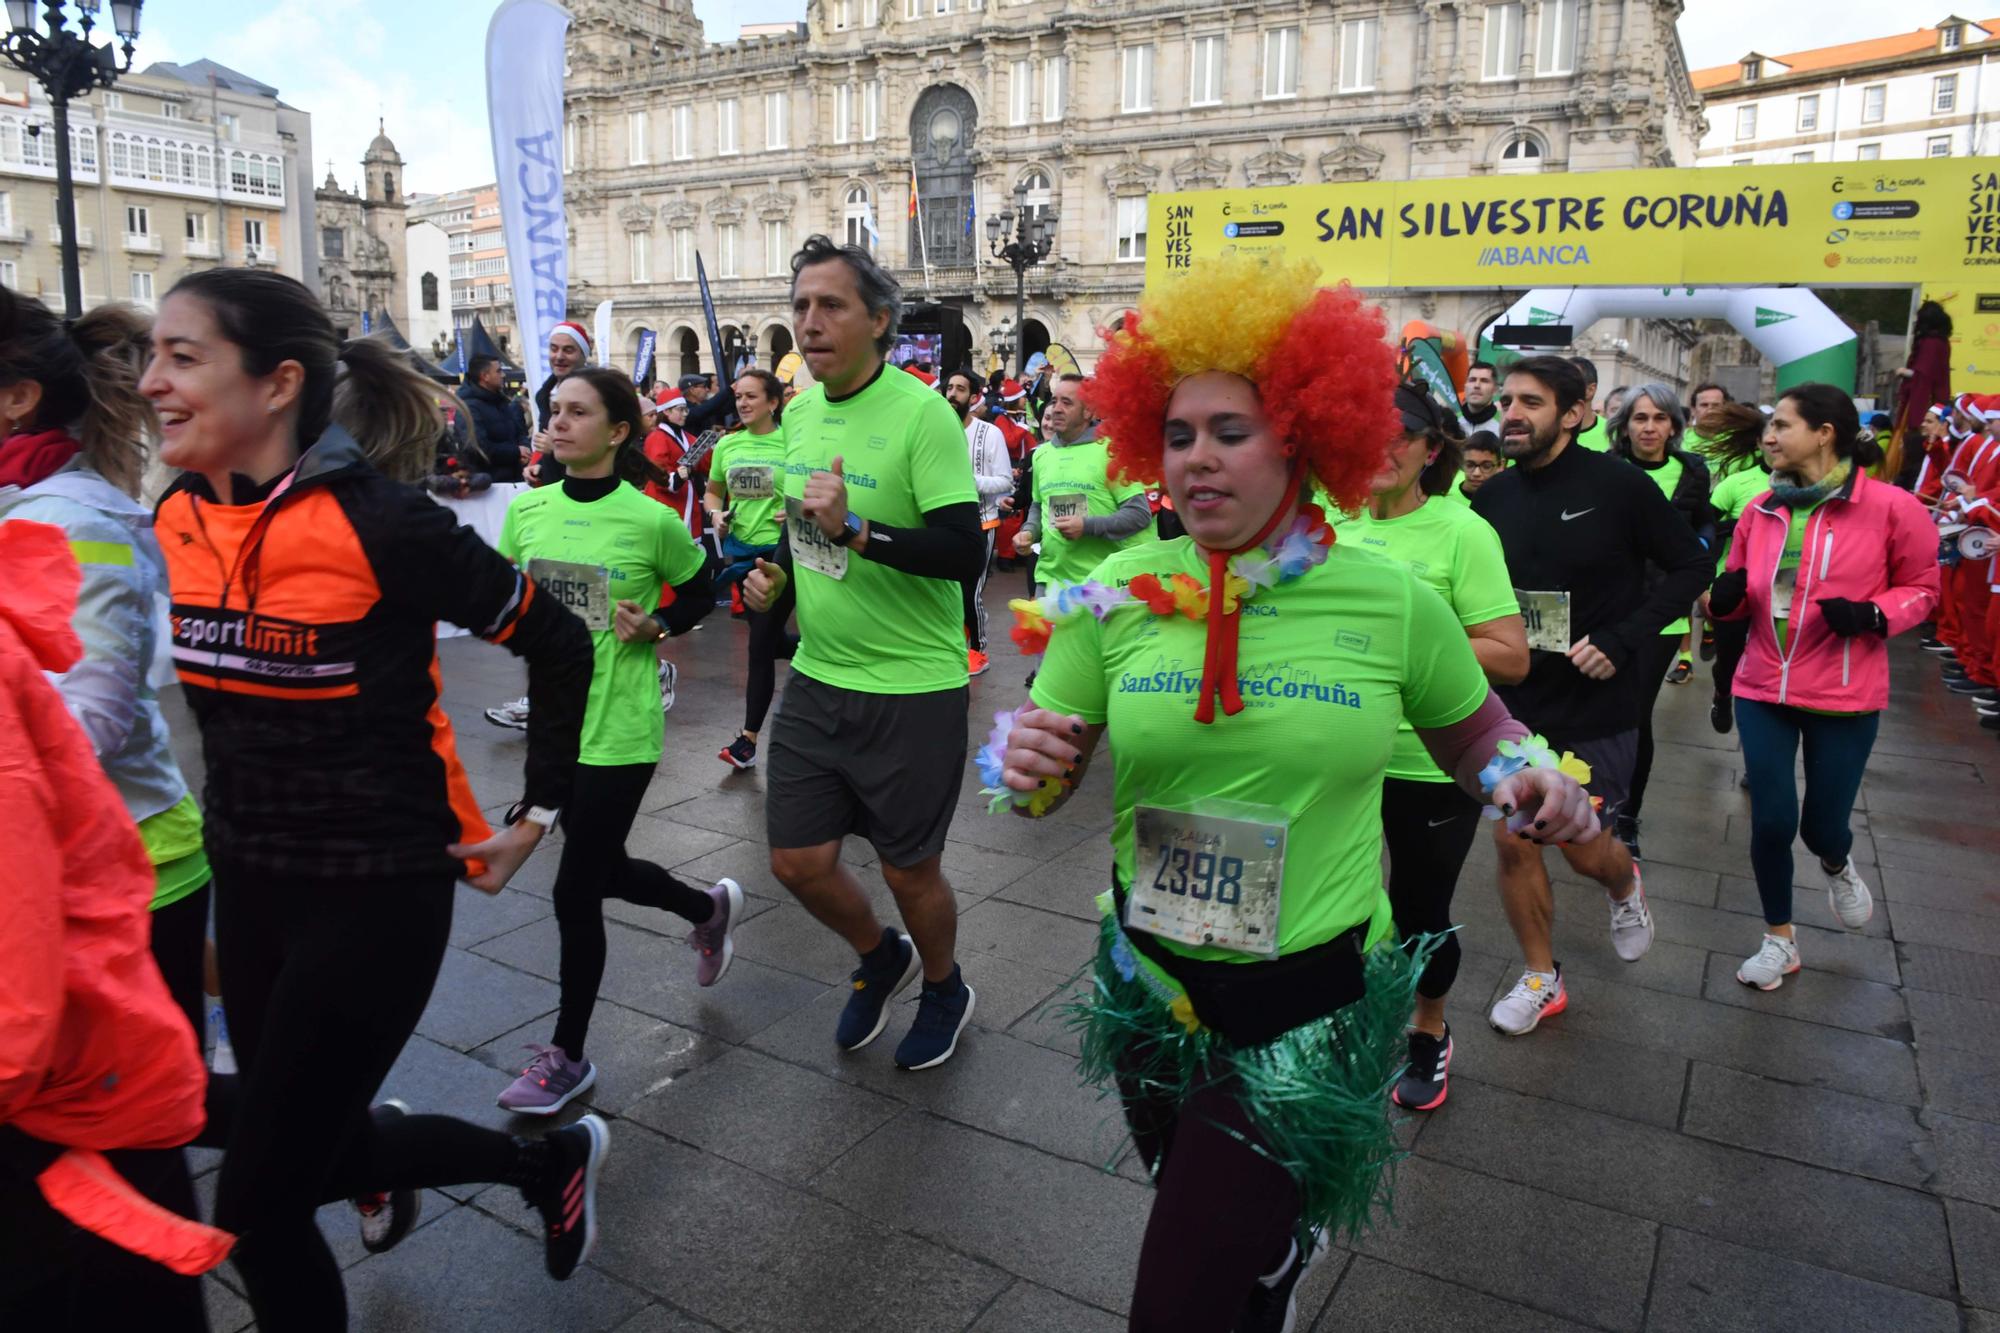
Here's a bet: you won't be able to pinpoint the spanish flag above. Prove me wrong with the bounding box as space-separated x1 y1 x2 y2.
908 158 919 219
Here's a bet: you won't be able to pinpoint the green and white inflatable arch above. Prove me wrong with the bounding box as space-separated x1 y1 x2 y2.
1479 287 1857 393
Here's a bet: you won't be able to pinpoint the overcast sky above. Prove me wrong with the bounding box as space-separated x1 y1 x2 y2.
132 1 1917 195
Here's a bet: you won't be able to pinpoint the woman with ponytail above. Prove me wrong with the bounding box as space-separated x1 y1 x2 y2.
142 268 608 1330
492 366 746 1115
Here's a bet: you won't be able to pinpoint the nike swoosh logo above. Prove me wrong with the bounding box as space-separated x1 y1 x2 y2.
1561 508 1595 521
1427 817 1456 827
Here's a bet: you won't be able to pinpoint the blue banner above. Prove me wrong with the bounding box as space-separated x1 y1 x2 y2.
695 252 725 385
633 327 657 385
486 0 571 392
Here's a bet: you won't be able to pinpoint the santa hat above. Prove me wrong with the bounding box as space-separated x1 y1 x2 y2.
904 366 937 385
1955 392 1983 419
549 321 593 355
655 390 686 411
999 378 1026 403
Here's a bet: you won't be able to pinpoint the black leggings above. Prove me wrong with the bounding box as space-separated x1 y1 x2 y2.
1712 618 1750 700
1629 633 1683 821
209 865 528 1333
1381 776 1481 1000
149 877 212 1043
0 1138 209 1332
1117 1047 1300 1332
743 576 797 736
551 763 713 1060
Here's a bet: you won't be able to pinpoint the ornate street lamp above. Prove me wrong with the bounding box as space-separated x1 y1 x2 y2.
2 1 145 316
985 180 1056 378
989 316 1015 379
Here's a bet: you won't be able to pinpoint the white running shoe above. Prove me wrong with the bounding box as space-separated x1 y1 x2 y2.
1489 967 1567 1035
206 999 236 1075
484 696 530 730
658 660 678 715
1825 860 1874 930
1735 933 1801 990
1607 867 1655 962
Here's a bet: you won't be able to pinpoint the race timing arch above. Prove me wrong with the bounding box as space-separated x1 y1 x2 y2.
1145 158 2000 393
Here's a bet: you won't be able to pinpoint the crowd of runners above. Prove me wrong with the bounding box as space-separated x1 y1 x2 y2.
1 240 1948 1332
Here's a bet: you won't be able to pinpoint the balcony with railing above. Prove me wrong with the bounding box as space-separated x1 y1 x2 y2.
0 218 24 243
183 236 220 259
50 224 95 249
243 243 278 266
124 231 162 254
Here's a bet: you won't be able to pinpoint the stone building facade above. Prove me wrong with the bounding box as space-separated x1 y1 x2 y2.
313 123 408 340
561 0 1701 387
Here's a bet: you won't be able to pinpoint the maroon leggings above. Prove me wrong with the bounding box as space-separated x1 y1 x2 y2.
1117 1047 1301 1331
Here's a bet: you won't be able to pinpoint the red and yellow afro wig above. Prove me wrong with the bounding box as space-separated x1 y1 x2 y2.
1086 254 1400 514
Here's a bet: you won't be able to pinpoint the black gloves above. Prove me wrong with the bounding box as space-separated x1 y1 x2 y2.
1708 567 1749 617
1816 597 1888 638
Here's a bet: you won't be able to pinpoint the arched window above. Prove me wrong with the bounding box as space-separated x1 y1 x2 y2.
382 171 395 200
1019 168 1052 224
843 183 873 250
421 272 439 311
229 151 248 193
1498 132 1544 175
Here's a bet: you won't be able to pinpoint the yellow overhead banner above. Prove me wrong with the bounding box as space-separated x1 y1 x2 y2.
1147 159 2000 290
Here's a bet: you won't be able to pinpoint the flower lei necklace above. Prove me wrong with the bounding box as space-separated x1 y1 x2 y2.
977 501 1337 814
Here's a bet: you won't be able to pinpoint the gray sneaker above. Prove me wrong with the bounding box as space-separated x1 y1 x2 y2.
497 1044 595 1116
688 878 744 987
1735 933 1801 990
658 660 677 714
1824 860 1874 930
1607 867 1655 962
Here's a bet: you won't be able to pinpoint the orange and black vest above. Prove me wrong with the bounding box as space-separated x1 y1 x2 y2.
155 427 590 879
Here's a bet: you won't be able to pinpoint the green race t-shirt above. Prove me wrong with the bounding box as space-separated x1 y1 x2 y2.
1336 500 1517 781
1443 477 1475 507
781 365 978 694
1030 538 1490 962
1575 418 1610 453
707 428 788 547
1031 436 1150 587
1633 454 1691 636
138 791 209 910
1773 492 1833 654
1710 465 1771 574
500 480 705 765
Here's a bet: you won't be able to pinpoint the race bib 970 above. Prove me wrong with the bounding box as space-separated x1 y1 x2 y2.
1515 588 1572 653
1127 805 1286 956
728 464 775 500
528 559 611 631
785 494 848 580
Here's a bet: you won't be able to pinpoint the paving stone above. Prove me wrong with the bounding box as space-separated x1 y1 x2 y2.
726 898 876 985
588 1124 1011 1331
814 1109 1154 1314
1693 900 1905 985
1904 987 2000 1057
992 851 1119 921
203 1275 254 1332
610 1305 724 1333
1448 1021 1689 1131
1712 868 1901 938
1889 905 2000 964
1004 968 1091 1059
1415 1079 1953 1296
1550 968 1922 1106
1916 1044 2000 1126
966 1280 1127 1333
752 986 1134 1169
342 1202 645 1333
1458 880 1710 999
954 898 1104 971
945 806 1107 860
1315 1256 1601 1333
1555 855 1719 906
1951 1199 2000 1312
1929 1112 2000 1208
1352 1157 1656 1332
473 999 726 1117
1698 953 1911 1040
474 915 826 1044
1680 1062 1935 1187
413 946 559 1053
1898 941 2000 1001
1874 861 2000 913
624 1046 901 1183
925 837 1053 903
1874 838 2000 896
448 884 553 950
900 949 1078 1032
1644 1227 1959 1333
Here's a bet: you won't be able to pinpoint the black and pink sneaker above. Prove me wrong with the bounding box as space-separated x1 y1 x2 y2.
528 1114 610 1280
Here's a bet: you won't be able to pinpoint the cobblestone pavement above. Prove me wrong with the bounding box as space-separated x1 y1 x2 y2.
167 579 2000 1333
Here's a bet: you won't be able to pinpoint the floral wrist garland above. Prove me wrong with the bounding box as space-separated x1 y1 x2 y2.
1477 734 1596 832
976 703 1071 814
1006 504 1337 656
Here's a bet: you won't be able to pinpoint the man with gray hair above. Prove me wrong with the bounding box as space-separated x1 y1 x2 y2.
743 235 986 1070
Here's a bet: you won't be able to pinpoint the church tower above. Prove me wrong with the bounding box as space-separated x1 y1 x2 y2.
359 121 408 325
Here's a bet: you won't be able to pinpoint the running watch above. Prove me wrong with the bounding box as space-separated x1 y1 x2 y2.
831 512 865 546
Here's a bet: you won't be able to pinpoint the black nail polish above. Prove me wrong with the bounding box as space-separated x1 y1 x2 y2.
1535 819 1548 829
1070 722 1084 734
